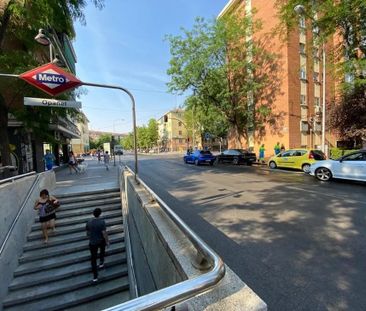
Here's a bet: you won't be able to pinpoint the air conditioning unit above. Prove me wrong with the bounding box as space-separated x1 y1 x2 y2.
315 106 322 115
54 131 60 141
300 121 309 132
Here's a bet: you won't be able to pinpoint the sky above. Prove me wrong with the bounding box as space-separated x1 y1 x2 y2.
73 0 229 134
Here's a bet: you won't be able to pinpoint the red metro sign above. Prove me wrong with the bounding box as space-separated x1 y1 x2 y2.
19 63 82 97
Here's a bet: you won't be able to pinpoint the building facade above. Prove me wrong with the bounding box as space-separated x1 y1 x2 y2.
219 0 336 157
70 113 90 155
158 109 190 152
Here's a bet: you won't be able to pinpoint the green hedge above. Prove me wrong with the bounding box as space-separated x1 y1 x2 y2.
329 148 358 159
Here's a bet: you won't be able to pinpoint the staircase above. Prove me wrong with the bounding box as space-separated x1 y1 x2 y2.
2 188 130 311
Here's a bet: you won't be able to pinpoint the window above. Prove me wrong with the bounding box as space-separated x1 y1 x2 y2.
314 97 320 106
313 48 320 59
342 152 366 161
281 151 294 157
312 25 319 35
300 68 307 80
178 139 182 143
299 17 306 29
313 72 320 83
300 94 307 106
178 130 182 135
178 121 182 127
299 43 306 54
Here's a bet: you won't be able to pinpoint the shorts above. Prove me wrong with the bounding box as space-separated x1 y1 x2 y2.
39 213 56 223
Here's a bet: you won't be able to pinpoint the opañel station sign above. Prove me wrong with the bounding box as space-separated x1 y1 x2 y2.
24 97 81 108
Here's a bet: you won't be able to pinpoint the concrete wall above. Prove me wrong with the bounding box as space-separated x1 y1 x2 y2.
0 171 56 307
120 171 186 296
120 169 267 310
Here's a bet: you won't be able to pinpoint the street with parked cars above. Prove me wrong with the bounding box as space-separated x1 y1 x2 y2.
123 152 366 310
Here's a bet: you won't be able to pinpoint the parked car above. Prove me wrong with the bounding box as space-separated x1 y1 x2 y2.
184 150 216 166
268 149 326 173
217 149 256 165
309 149 366 182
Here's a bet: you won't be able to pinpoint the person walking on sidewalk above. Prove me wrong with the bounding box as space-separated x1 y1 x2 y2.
86 208 109 282
43 150 55 171
104 151 110 171
259 144 265 164
68 151 79 174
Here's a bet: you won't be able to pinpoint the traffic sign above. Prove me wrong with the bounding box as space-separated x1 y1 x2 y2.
19 63 82 96
24 97 81 108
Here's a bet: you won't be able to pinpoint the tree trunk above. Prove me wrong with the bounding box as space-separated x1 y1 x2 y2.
0 94 11 166
0 1 12 50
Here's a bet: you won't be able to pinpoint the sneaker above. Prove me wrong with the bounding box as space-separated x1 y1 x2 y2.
99 263 105 269
92 278 98 282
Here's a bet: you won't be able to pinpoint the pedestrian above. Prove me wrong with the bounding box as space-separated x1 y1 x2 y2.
104 151 110 171
97 150 101 163
280 144 286 153
68 151 79 174
43 149 55 171
34 189 60 243
274 142 281 155
86 208 109 282
259 144 265 164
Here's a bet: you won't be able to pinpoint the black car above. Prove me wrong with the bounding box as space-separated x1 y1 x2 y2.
217 149 256 165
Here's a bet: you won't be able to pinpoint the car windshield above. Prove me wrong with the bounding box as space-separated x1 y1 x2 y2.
311 150 326 160
237 149 248 154
200 151 212 155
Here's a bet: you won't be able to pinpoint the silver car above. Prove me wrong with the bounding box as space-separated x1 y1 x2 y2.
309 150 366 182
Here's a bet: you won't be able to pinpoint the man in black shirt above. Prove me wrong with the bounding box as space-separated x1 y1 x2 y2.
86 208 109 282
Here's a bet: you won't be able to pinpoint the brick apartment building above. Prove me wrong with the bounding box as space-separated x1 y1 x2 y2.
219 0 337 157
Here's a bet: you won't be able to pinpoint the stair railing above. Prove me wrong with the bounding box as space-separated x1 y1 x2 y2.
105 166 225 311
0 173 40 256
0 171 36 185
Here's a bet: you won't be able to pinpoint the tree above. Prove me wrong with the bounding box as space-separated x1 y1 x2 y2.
329 85 366 146
166 15 282 148
121 133 134 150
276 0 366 88
146 118 158 147
0 0 104 166
184 95 229 146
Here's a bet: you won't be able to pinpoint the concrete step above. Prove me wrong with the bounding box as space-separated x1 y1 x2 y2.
31 209 122 230
59 192 120 205
14 242 125 277
23 224 123 251
3 265 128 308
55 188 120 199
64 290 130 311
20 232 124 263
56 197 121 211
34 202 121 221
9 253 127 291
4 275 129 311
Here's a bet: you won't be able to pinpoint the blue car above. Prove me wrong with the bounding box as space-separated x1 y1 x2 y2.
184 150 216 166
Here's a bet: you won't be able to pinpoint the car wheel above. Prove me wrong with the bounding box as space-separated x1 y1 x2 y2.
315 167 332 181
194 159 199 166
246 161 252 166
209 161 214 166
302 163 311 173
269 161 277 169
233 157 239 165
184 158 188 164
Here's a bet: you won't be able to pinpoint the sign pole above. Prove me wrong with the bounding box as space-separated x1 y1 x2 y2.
0 71 139 182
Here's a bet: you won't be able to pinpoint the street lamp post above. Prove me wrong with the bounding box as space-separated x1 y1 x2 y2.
294 5 326 153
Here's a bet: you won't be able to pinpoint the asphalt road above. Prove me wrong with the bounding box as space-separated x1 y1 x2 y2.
125 153 366 311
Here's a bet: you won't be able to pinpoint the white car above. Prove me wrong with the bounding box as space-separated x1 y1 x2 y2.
309 150 366 182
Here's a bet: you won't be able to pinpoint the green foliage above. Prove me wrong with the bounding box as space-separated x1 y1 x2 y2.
121 133 134 150
330 148 359 159
166 15 282 147
275 0 366 89
329 85 366 141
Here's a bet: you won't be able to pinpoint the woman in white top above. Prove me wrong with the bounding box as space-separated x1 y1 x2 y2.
68 151 78 174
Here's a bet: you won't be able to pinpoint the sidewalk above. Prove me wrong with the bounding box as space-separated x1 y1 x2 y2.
53 157 121 196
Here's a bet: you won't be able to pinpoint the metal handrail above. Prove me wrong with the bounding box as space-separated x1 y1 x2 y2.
0 173 40 256
104 167 225 311
0 171 36 185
